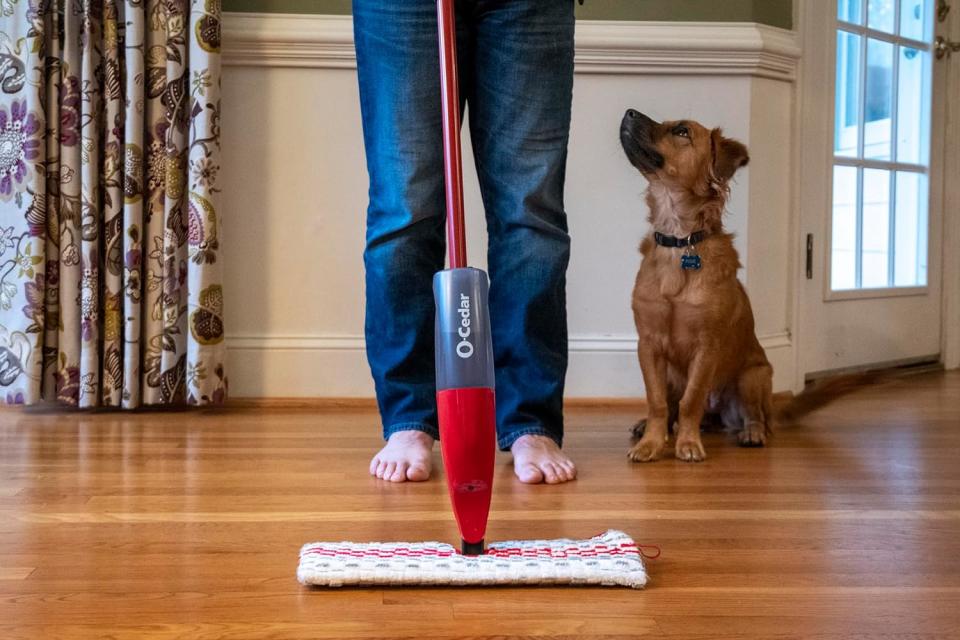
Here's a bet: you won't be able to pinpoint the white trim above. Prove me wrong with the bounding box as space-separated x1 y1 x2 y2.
805 354 941 381
788 3 803 393
823 285 929 302
222 13 800 80
572 20 799 79
225 333 793 398
940 9 960 369
223 13 356 69
226 332 791 354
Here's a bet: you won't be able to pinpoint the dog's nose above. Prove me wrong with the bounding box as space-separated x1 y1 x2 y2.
625 109 639 119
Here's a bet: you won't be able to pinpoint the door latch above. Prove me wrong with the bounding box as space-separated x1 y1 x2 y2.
806 234 813 280
935 35 960 59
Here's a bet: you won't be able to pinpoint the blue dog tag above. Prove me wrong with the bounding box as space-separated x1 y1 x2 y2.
681 254 701 270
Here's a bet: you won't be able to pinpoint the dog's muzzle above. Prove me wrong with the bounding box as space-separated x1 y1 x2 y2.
620 109 664 173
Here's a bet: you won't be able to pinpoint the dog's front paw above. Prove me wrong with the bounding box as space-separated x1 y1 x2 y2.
628 437 666 463
738 421 768 447
675 438 706 462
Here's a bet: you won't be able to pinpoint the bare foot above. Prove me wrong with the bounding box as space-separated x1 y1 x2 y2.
510 435 577 484
369 430 434 482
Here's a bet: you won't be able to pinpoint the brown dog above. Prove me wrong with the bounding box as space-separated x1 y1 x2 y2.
620 109 772 462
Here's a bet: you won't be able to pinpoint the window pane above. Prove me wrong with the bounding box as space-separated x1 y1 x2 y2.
832 166 859 290
839 0 863 23
897 47 931 164
835 31 861 158
894 172 928 287
868 0 896 32
899 0 931 41
861 169 890 288
864 39 893 160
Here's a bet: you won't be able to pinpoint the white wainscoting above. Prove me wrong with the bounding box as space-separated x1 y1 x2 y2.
220 13 801 398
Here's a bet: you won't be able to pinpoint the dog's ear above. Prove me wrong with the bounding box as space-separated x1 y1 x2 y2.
710 128 750 183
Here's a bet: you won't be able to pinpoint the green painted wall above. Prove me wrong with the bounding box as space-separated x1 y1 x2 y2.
223 0 793 29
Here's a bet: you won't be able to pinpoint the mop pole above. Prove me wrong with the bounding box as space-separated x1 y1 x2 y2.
433 0 497 556
437 0 467 270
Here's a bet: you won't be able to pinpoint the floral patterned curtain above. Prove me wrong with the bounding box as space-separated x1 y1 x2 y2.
0 0 226 407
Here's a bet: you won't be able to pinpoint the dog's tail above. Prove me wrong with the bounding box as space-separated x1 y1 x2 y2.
775 370 885 425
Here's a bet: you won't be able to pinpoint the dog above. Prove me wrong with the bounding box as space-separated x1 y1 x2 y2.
619 109 771 462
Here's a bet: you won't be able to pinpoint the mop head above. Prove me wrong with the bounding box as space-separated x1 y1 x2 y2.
298 529 647 588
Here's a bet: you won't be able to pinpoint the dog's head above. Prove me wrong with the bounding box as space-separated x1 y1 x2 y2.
619 109 749 201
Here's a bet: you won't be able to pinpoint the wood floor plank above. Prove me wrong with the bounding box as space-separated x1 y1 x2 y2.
0 370 958 638
0 567 34 580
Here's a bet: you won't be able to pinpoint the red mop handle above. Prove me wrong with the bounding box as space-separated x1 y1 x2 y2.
437 0 467 269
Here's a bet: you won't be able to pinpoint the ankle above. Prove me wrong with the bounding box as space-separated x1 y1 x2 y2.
511 433 561 451
387 430 436 446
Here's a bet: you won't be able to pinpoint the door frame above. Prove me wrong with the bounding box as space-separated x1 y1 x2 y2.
941 4 960 369
792 0 959 387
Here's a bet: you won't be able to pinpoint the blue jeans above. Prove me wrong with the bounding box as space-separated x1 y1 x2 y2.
353 0 574 450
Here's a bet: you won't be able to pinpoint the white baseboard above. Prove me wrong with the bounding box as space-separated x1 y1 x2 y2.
227 333 793 398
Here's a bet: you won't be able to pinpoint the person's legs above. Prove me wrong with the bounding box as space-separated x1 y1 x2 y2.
353 0 472 482
467 0 576 483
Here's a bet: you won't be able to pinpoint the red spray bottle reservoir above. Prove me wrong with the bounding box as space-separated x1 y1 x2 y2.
434 268 497 555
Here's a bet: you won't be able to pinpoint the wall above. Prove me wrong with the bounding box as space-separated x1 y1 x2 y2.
220 13 800 398
222 0 794 29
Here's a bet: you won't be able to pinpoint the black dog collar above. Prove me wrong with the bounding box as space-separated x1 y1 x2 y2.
653 230 708 248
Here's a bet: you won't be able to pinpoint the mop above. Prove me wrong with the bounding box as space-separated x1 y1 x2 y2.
298 0 649 589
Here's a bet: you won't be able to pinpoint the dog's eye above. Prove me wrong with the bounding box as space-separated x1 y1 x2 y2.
672 125 690 138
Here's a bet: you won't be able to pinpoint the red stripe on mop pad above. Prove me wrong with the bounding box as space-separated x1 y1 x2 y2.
298 529 647 588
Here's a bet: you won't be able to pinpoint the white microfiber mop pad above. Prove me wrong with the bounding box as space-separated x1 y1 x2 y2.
298 529 647 588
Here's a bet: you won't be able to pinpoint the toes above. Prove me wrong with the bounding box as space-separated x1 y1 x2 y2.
542 462 562 484
406 463 430 482
675 439 706 462
515 463 544 484
738 433 766 447
510 436 576 483
380 461 393 479
628 438 664 463
390 462 408 483
369 456 381 476
374 460 388 479
738 423 767 447
380 461 397 480
559 460 577 481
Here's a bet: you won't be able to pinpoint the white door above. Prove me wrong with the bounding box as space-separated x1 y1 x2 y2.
797 0 952 379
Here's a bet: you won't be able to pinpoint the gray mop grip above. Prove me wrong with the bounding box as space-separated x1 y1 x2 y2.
433 268 495 392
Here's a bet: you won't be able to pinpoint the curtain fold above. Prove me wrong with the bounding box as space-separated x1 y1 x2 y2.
0 0 226 407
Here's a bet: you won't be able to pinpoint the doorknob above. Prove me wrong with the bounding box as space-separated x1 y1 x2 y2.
935 35 960 59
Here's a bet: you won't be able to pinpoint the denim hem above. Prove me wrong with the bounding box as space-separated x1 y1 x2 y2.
498 426 563 451
383 421 440 442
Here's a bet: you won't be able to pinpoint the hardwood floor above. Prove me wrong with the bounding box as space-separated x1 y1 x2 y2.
1 371 959 639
